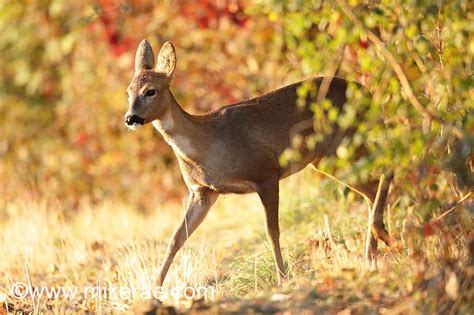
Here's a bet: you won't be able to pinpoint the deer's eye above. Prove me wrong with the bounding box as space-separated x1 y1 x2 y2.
145 89 156 97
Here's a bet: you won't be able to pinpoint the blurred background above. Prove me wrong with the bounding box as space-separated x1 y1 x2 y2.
0 1 473 312
0 0 472 220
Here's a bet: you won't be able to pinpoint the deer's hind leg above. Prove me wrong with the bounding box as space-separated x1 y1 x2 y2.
310 161 394 262
355 173 394 262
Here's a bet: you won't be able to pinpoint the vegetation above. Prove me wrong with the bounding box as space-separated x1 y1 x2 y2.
1 0 472 313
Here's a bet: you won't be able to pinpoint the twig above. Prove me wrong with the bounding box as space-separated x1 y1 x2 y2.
323 215 336 248
434 191 473 221
310 164 373 208
96 275 102 314
254 254 258 293
316 44 346 105
24 263 38 315
336 0 440 122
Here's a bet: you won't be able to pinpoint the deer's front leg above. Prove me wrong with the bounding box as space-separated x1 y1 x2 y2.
156 187 218 286
257 177 286 285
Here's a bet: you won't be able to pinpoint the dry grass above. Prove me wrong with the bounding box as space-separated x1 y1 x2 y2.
1 169 472 313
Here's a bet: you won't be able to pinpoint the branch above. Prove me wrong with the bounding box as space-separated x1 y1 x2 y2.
434 191 473 221
310 164 373 208
336 0 440 122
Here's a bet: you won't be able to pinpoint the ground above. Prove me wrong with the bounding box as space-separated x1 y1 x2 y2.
1 169 472 314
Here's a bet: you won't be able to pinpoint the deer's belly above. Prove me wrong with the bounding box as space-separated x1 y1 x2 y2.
211 179 258 194
186 168 258 194
178 157 258 194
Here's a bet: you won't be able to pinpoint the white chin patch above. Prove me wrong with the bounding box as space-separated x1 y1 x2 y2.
127 123 144 131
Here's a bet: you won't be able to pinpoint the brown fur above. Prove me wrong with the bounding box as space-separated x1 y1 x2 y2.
124 40 392 286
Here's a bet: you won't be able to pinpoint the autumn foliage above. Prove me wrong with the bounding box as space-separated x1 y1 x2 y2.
0 0 472 312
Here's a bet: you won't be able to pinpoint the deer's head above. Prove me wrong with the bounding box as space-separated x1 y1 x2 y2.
124 40 176 130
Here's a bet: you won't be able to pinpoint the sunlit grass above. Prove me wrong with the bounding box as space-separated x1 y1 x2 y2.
1 169 472 313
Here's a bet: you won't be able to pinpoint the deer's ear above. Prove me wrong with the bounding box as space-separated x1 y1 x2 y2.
156 41 176 77
135 39 155 75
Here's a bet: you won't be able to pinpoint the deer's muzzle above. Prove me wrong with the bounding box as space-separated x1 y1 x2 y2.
124 114 145 126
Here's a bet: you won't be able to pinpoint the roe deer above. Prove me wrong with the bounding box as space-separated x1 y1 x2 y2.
124 40 394 286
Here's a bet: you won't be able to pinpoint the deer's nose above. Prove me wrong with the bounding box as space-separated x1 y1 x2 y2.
124 114 145 126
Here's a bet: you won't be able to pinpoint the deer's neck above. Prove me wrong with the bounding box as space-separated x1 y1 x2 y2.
151 92 199 159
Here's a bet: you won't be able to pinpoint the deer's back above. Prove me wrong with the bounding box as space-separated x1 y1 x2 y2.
182 77 353 191
205 77 349 128
204 77 349 156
